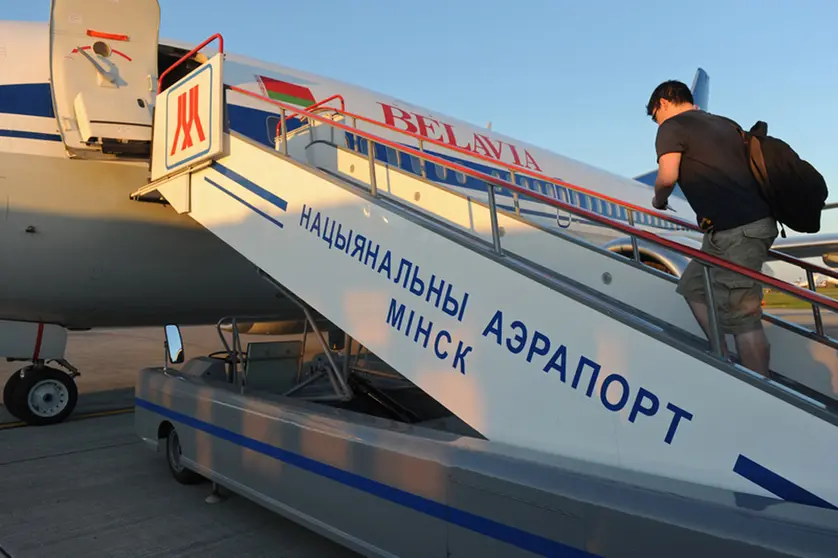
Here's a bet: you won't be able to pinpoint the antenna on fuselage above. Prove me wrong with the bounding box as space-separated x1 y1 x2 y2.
486 121 492 130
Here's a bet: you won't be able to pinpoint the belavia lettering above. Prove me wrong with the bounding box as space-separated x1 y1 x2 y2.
379 102 542 171
170 85 206 156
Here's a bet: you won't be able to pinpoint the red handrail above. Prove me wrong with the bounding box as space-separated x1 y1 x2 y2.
275 94 345 138
310 105 838 282
228 85 838 315
158 33 224 92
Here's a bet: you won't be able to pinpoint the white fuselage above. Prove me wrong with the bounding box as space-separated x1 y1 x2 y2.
0 20 699 331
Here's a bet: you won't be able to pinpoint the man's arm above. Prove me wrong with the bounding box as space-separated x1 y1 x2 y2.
652 151 681 209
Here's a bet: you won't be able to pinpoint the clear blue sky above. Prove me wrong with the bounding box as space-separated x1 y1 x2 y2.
8 1 838 231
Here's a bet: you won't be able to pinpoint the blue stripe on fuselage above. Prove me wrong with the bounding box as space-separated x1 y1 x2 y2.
0 129 61 142
0 82 687 234
224 99 684 233
218 101 681 234
0 83 55 118
340 131 687 233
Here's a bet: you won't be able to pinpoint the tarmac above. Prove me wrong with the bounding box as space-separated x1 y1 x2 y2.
0 326 359 558
0 310 833 557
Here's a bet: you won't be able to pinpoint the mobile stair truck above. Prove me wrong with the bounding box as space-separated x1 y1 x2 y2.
132 35 838 558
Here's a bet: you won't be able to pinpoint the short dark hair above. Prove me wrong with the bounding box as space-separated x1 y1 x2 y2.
646 80 694 117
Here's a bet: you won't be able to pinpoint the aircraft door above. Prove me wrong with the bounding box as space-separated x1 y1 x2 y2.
49 0 160 159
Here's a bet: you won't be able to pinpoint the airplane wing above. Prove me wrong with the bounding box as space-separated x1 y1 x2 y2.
632 67 710 196
772 232 838 261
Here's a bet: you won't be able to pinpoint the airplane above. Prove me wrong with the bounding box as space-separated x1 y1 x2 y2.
0 2 833 426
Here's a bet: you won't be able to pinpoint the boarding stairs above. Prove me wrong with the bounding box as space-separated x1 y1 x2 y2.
133 40 838 512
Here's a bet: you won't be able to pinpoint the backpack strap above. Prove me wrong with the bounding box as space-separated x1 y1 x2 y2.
719 116 787 237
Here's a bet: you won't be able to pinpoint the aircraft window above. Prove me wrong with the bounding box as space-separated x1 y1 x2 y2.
386 147 399 166
455 171 467 185
618 206 628 222
435 164 448 180
520 177 530 190
355 137 368 154
407 155 421 174
542 182 556 198
488 170 501 188
578 193 589 210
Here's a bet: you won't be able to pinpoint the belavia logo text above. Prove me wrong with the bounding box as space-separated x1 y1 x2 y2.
170 85 206 156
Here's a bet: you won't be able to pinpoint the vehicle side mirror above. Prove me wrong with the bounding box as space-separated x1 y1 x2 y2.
164 324 184 365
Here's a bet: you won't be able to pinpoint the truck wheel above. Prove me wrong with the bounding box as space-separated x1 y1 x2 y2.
166 426 203 485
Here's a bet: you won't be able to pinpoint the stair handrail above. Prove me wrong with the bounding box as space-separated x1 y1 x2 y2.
302 104 838 285
229 86 837 323
274 94 346 138
158 33 224 93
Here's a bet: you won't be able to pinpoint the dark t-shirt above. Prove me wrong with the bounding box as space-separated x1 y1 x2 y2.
655 109 771 231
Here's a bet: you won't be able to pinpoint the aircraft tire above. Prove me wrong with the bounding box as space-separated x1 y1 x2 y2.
166 427 203 485
2 368 25 419
12 366 78 426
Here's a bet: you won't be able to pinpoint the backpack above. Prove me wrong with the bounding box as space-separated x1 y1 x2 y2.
724 118 828 237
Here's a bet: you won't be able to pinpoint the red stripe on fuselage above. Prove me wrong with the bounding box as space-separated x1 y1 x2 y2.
32 322 44 361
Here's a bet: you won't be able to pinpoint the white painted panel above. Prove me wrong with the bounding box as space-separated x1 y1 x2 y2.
323 146 838 402
0 320 67 360
170 133 838 508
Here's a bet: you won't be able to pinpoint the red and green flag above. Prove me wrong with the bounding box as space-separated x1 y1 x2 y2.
258 75 316 107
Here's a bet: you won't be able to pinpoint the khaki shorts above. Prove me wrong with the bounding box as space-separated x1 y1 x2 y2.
676 217 778 335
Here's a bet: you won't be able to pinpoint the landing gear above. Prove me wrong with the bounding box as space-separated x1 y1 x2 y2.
2 362 79 426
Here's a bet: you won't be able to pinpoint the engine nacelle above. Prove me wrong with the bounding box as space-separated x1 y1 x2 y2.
602 233 778 279
602 234 697 277
822 253 838 268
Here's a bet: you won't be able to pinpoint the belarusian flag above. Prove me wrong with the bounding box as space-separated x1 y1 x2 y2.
258 75 316 107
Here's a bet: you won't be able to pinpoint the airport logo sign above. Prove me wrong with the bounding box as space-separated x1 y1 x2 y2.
165 63 214 170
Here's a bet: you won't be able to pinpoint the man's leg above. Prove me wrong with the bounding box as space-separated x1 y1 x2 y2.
676 238 730 355
711 217 778 378
733 328 771 377
685 298 732 359
685 299 711 339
